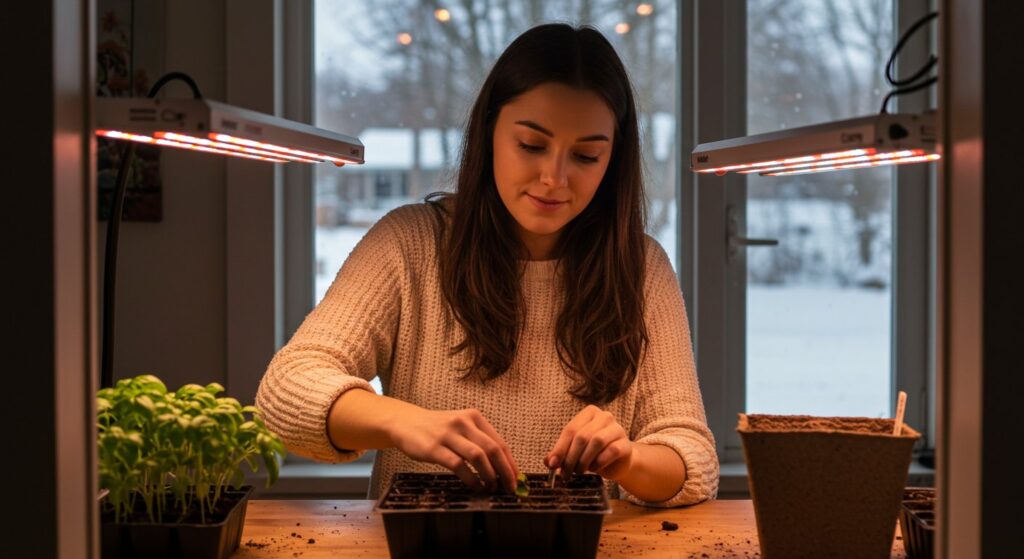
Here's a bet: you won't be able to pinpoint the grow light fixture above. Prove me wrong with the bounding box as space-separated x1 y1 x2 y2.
96 97 365 165
691 112 939 177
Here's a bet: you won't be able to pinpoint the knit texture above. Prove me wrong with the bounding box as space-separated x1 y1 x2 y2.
256 202 719 506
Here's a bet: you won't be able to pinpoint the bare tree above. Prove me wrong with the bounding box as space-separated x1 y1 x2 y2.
748 0 894 286
317 0 679 234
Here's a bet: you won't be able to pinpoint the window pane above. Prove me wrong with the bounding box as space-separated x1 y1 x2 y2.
314 1 681 395
746 0 894 417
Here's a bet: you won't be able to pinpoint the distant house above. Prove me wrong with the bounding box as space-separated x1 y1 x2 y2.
317 127 462 226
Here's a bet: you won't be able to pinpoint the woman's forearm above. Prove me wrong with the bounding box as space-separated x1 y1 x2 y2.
615 442 686 503
327 388 423 451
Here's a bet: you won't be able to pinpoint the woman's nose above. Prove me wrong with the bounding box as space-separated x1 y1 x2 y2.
539 155 569 188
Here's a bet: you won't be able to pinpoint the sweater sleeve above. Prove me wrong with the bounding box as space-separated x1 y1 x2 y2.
255 210 404 463
618 238 720 507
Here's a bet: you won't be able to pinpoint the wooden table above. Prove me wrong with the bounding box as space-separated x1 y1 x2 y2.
233 499 907 558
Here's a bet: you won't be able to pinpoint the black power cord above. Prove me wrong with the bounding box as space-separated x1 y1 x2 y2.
880 11 939 114
101 72 203 389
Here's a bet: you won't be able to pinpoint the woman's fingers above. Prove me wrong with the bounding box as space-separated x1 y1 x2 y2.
576 426 622 473
468 414 519 492
546 405 599 470
591 439 631 474
435 446 483 491
562 421 602 475
445 434 500 491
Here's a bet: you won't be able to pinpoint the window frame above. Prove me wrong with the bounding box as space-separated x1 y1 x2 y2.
280 0 377 467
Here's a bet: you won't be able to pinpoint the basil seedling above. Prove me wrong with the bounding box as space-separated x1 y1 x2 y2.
515 472 529 498
97 374 287 524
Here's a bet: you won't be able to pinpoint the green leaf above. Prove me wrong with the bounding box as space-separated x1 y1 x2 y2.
134 395 156 413
189 416 215 429
193 392 216 406
515 472 529 498
176 384 205 398
261 448 279 486
135 374 167 392
216 397 242 410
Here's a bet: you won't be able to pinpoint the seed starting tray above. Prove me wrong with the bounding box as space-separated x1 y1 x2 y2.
899 487 935 559
374 472 611 558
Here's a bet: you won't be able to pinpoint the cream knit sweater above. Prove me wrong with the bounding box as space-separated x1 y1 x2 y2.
256 202 719 507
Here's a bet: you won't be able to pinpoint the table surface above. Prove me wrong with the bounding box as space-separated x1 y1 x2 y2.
233 499 908 558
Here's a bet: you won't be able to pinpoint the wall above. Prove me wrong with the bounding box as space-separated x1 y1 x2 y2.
99 0 229 391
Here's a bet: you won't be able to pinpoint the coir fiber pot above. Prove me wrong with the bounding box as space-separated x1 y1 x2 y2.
375 472 610 559
737 414 920 559
100 485 253 559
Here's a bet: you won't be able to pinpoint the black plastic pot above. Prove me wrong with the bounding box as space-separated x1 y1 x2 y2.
100 485 253 559
899 487 935 559
374 472 610 558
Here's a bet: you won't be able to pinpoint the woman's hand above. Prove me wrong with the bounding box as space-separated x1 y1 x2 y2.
546 405 634 482
388 407 519 493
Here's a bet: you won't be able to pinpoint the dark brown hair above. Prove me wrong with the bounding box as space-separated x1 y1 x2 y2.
427 23 648 405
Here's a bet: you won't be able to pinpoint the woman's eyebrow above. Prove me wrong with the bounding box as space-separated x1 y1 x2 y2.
514 120 610 142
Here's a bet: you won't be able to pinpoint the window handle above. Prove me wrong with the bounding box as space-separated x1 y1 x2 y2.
727 205 779 260
733 237 779 247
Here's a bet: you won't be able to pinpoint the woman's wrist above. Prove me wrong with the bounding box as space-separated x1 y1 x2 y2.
328 388 418 451
613 442 686 503
378 397 428 447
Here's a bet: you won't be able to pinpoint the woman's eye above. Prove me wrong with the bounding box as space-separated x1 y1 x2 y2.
517 142 599 164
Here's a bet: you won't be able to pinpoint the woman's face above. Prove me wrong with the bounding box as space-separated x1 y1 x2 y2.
492 82 615 260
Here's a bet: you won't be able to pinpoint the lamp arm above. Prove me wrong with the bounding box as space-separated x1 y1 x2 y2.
100 142 135 389
100 71 202 389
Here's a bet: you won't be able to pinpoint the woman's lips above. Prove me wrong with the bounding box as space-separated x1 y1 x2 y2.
526 193 567 211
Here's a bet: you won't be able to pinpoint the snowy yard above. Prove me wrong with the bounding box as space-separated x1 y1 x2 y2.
747 285 890 418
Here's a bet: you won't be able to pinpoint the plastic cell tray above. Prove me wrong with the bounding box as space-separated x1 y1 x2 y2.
374 472 610 558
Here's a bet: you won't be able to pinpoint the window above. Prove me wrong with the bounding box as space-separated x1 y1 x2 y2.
684 1 934 464
313 0 681 394
291 1 933 476
745 0 895 417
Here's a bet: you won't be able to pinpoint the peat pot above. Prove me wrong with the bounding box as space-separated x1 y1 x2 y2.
738 414 920 559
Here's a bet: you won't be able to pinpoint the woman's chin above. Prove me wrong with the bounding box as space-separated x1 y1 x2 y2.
517 219 567 238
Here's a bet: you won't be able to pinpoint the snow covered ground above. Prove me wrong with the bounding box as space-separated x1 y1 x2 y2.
746 285 890 417
314 202 891 417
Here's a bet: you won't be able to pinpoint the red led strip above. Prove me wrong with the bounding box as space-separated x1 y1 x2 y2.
765 153 941 176
97 130 289 163
210 133 352 167
697 148 876 176
740 149 927 175
155 132 322 163
97 130 357 165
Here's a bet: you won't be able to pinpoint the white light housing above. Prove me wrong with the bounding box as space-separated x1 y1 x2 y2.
95 98 364 166
691 112 939 177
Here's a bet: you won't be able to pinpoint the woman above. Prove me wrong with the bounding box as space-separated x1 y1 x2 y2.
256 23 718 507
